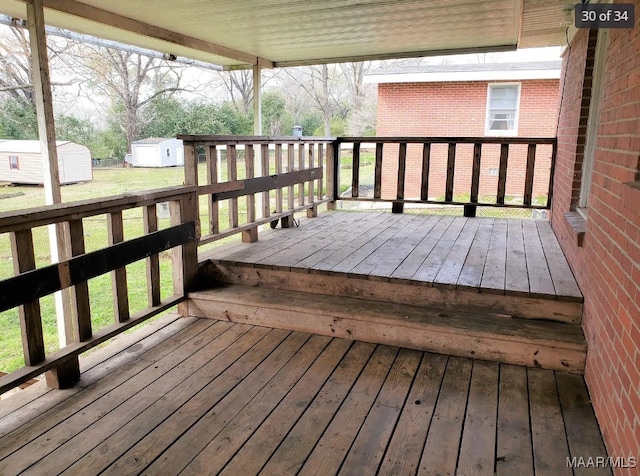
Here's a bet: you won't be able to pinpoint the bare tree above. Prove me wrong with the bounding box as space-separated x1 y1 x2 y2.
65 45 186 151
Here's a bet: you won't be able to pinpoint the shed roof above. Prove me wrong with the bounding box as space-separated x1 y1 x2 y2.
132 138 180 145
0 140 74 153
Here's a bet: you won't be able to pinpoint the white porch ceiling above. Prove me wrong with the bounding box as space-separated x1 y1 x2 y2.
0 0 575 68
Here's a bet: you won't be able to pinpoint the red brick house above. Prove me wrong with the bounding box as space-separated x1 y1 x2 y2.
552 19 640 462
369 61 561 202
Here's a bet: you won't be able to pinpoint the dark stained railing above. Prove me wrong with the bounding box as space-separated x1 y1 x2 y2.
333 136 557 216
0 187 198 394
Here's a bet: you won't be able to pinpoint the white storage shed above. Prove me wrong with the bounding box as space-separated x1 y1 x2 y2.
131 138 184 167
0 140 93 185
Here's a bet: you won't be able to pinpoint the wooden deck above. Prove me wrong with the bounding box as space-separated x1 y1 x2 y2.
201 211 582 303
0 313 609 476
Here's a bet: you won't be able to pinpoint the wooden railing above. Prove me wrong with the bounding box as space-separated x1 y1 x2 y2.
0 187 198 394
333 137 557 215
179 135 335 245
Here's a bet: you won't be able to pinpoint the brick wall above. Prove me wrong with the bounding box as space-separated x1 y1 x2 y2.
376 79 559 201
551 2 640 472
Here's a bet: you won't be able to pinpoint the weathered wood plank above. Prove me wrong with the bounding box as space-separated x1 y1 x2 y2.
445 142 456 202
480 218 508 294
308 143 315 204
275 143 283 213
107 211 129 323
9 229 45 365
299 345 398 475
219 338 352 476
470 142 482 203
88 325 274 476
528 369 573 476
227 144 239 228
261 143 270 218
298 142 306 205
206 144 220 234
317 143 324 200
181 335 331 475
412 217 467 283
396 142 407 201
505 219 530 296
339 348 422 475
496 365 534 476
351 141 360 198
245 144 256 223
522 220 556 297
457 360 499 476
536 221 582 301
212 168 323 201
143 205 161 306
497 144 509 205
287 143 295 210
0 223 196 315
142 331 306 475
68 219 92 340
378 352 447 475
556 372 612 476
434 218 480 287
374 142 383 199
418 357 472 475
259 341 375 475
420 142 431 201
524 143 537 207
457 218 493 290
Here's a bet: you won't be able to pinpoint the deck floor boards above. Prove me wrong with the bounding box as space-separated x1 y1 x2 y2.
0 317 608 475
201 211 582 302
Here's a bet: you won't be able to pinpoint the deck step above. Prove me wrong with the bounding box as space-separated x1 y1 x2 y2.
199 261 583 324
188 285 586 373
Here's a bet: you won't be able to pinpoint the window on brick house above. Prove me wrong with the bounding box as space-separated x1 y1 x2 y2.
579 28 609 213
9 155 18 170
485 83 520 135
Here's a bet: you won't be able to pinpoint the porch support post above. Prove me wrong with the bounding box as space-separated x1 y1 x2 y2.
27 0 78 387
253 63 264 218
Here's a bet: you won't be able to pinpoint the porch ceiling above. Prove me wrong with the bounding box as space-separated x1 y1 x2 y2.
0 0 574 69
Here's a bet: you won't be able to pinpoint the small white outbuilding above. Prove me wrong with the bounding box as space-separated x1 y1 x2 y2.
0 140 93 185
130 138 184 167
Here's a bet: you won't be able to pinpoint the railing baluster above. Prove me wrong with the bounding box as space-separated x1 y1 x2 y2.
497 144 509 205
445 143 456 203
374 143 383 199
393 142 407 213
170 192 199 316
206 145 219 234
9 229 45 365
524 143 537 207
317 143 324 201
228 145 239 228
420 142 431 201
275 143 283 213
547 141 558 209
351 142 361 198
108 211 129 323
298 142 305 206
308 143 315 203
143 205 161 306
68 219 92 340
261 144 270 219
288 143 295 210
466 142 482 217
243 144 258 243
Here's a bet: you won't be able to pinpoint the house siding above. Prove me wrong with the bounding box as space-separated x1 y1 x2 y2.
376 79 559 201
552 3 640 471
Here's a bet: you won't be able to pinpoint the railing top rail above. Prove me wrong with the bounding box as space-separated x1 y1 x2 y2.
0 185 196 233
336 136 557 145
178 135 336 144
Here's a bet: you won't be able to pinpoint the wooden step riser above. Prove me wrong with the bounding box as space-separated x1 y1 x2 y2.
200 262 583 324
188 297 585 373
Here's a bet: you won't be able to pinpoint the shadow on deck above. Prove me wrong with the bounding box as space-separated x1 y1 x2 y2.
0 313 608 475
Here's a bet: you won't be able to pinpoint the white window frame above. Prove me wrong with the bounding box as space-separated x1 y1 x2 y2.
9 155 19 170
578 28 609 213
485 82 521 136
